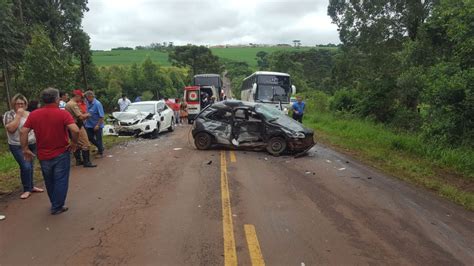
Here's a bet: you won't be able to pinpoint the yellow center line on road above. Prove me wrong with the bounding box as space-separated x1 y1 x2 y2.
220 151 238 266
229 150 237 163
244 224 266 266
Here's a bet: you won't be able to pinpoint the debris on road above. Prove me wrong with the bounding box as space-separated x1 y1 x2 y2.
173 148 183 151
107 155 113 158
368 177 373 179
206 160 212 165
326 159 332 163
305 171 312 175
338 168 346 171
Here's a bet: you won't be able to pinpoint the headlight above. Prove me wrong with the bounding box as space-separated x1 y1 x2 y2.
292 132 305 139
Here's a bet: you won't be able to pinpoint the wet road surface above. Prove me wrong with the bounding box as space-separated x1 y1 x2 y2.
0 125 473 265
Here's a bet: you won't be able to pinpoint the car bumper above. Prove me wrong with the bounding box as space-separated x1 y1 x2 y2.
115 122 155 136
287 134 315 152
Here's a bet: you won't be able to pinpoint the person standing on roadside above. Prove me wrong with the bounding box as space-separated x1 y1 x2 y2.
180 99 188 124
59 91 69 110
173 98 181 125
3 94 44 199
65 90 97 168
20 88 80 215
118 94 131 112
292 95 305 123
84 91 105 157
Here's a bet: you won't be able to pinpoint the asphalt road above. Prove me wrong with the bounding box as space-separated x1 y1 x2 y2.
0 126 473 265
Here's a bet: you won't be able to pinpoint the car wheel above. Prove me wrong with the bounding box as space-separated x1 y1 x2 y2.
266 137 287 156
168 118 175 132
194 132 213 150
151 123 160 139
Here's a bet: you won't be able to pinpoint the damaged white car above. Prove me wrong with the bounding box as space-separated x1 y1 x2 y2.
112 100 175 138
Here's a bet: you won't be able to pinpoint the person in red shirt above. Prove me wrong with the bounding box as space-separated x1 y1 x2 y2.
20 88 80 215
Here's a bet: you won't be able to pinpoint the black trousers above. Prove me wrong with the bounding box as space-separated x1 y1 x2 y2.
292 113 303 123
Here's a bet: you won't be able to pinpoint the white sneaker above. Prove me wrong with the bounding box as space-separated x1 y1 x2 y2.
232 139 239 146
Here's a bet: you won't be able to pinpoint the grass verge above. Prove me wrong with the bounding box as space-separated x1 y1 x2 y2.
0 134 131 195
305 112 474 210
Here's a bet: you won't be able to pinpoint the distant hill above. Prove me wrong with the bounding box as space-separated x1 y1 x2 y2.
92 46 338 67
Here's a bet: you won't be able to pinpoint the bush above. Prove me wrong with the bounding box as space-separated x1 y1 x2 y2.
304 90 330 113
330 88 359 112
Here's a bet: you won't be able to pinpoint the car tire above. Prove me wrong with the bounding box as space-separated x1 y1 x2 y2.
168 118 175 132
266 137 286 156
151 123 160 139
194 132 213 150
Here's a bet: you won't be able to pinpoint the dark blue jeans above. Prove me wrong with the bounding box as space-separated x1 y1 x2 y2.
86 127 104 154
39 152 70 212
9 144 37 192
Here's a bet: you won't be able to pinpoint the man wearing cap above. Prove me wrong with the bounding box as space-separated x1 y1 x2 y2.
20 87 80 215
84 90 105 157
65 90 97 168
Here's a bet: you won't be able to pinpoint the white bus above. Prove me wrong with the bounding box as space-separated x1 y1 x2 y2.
240 71 296 113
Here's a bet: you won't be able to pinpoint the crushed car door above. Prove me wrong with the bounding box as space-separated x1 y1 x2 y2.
156 102 168 129
232 108 264 144
205 109 233 145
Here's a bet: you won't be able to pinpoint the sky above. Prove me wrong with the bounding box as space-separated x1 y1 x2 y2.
82 0 340 50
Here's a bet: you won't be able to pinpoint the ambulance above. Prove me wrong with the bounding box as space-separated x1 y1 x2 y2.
184 85 219 123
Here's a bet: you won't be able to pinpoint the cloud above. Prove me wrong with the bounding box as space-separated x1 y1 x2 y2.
83 0 340 50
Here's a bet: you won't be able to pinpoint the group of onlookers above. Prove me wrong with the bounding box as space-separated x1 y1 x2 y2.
1 87 105 219
165 98 189 125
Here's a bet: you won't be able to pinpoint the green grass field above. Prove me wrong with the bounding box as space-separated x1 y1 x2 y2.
92 50 170 67
92 46 336 67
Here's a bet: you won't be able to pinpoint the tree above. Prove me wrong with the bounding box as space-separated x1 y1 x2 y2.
0 0 26 107
70 29 93 90
168 45 223 76
21 27 74 97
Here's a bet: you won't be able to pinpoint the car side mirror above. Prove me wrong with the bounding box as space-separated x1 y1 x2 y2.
291 85 296 95
252 83 257 95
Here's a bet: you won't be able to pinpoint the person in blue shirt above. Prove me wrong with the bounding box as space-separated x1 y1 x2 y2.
84 91 105 157
291 96 305 123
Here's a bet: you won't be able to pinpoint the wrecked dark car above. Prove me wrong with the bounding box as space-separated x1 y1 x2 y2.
192 100 315 156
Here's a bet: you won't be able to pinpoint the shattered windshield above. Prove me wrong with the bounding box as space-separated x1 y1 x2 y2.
257 85 290 102
255 104 284 121
125 104 155 113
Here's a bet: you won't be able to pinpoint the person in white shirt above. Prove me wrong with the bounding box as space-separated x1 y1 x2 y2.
117 94 131 112
59 91 69 110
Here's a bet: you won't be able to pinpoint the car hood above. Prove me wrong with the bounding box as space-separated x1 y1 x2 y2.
112 111 152 122
269 115 313 134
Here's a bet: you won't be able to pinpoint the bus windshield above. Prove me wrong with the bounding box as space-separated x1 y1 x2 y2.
258 75 290 86
257 85 290 102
